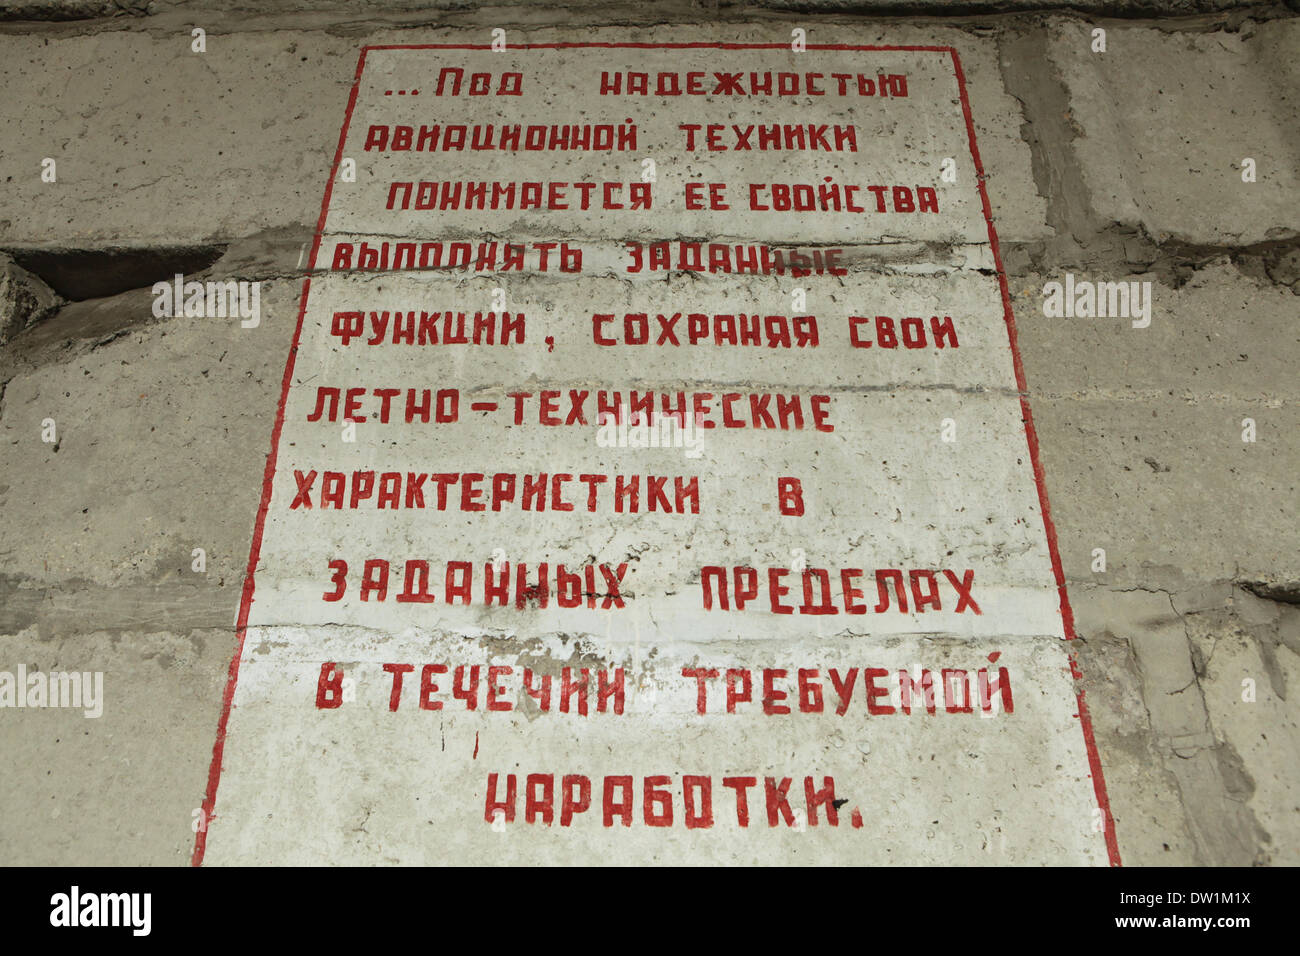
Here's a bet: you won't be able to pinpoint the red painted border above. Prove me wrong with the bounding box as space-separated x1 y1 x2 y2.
190 47 371 867
194 42 1120 867
949 49 1121 866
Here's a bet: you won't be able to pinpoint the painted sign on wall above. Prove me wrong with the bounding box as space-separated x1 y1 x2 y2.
196 43 1117 866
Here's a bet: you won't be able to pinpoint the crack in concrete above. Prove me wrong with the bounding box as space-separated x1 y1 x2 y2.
1 244 227 301
1243 580 1300 605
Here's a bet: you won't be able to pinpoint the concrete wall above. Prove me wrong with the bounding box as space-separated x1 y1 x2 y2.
0 0 1296 864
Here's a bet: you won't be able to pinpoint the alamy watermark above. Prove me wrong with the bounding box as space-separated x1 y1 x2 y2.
151 273 261 328
1041 274 1152 328
595 405 705 459
0 665 103 718
50 886 150 936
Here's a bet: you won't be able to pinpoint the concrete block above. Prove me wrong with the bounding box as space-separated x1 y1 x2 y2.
1027 396 1298 588
1010 259 1300 402
0 625 235 865
0 22 1046 248
0 279 300 588
1046 17 1300 245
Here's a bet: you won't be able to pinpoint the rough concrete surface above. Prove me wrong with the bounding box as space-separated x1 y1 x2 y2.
0 1 1296 867
0 253 61 344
